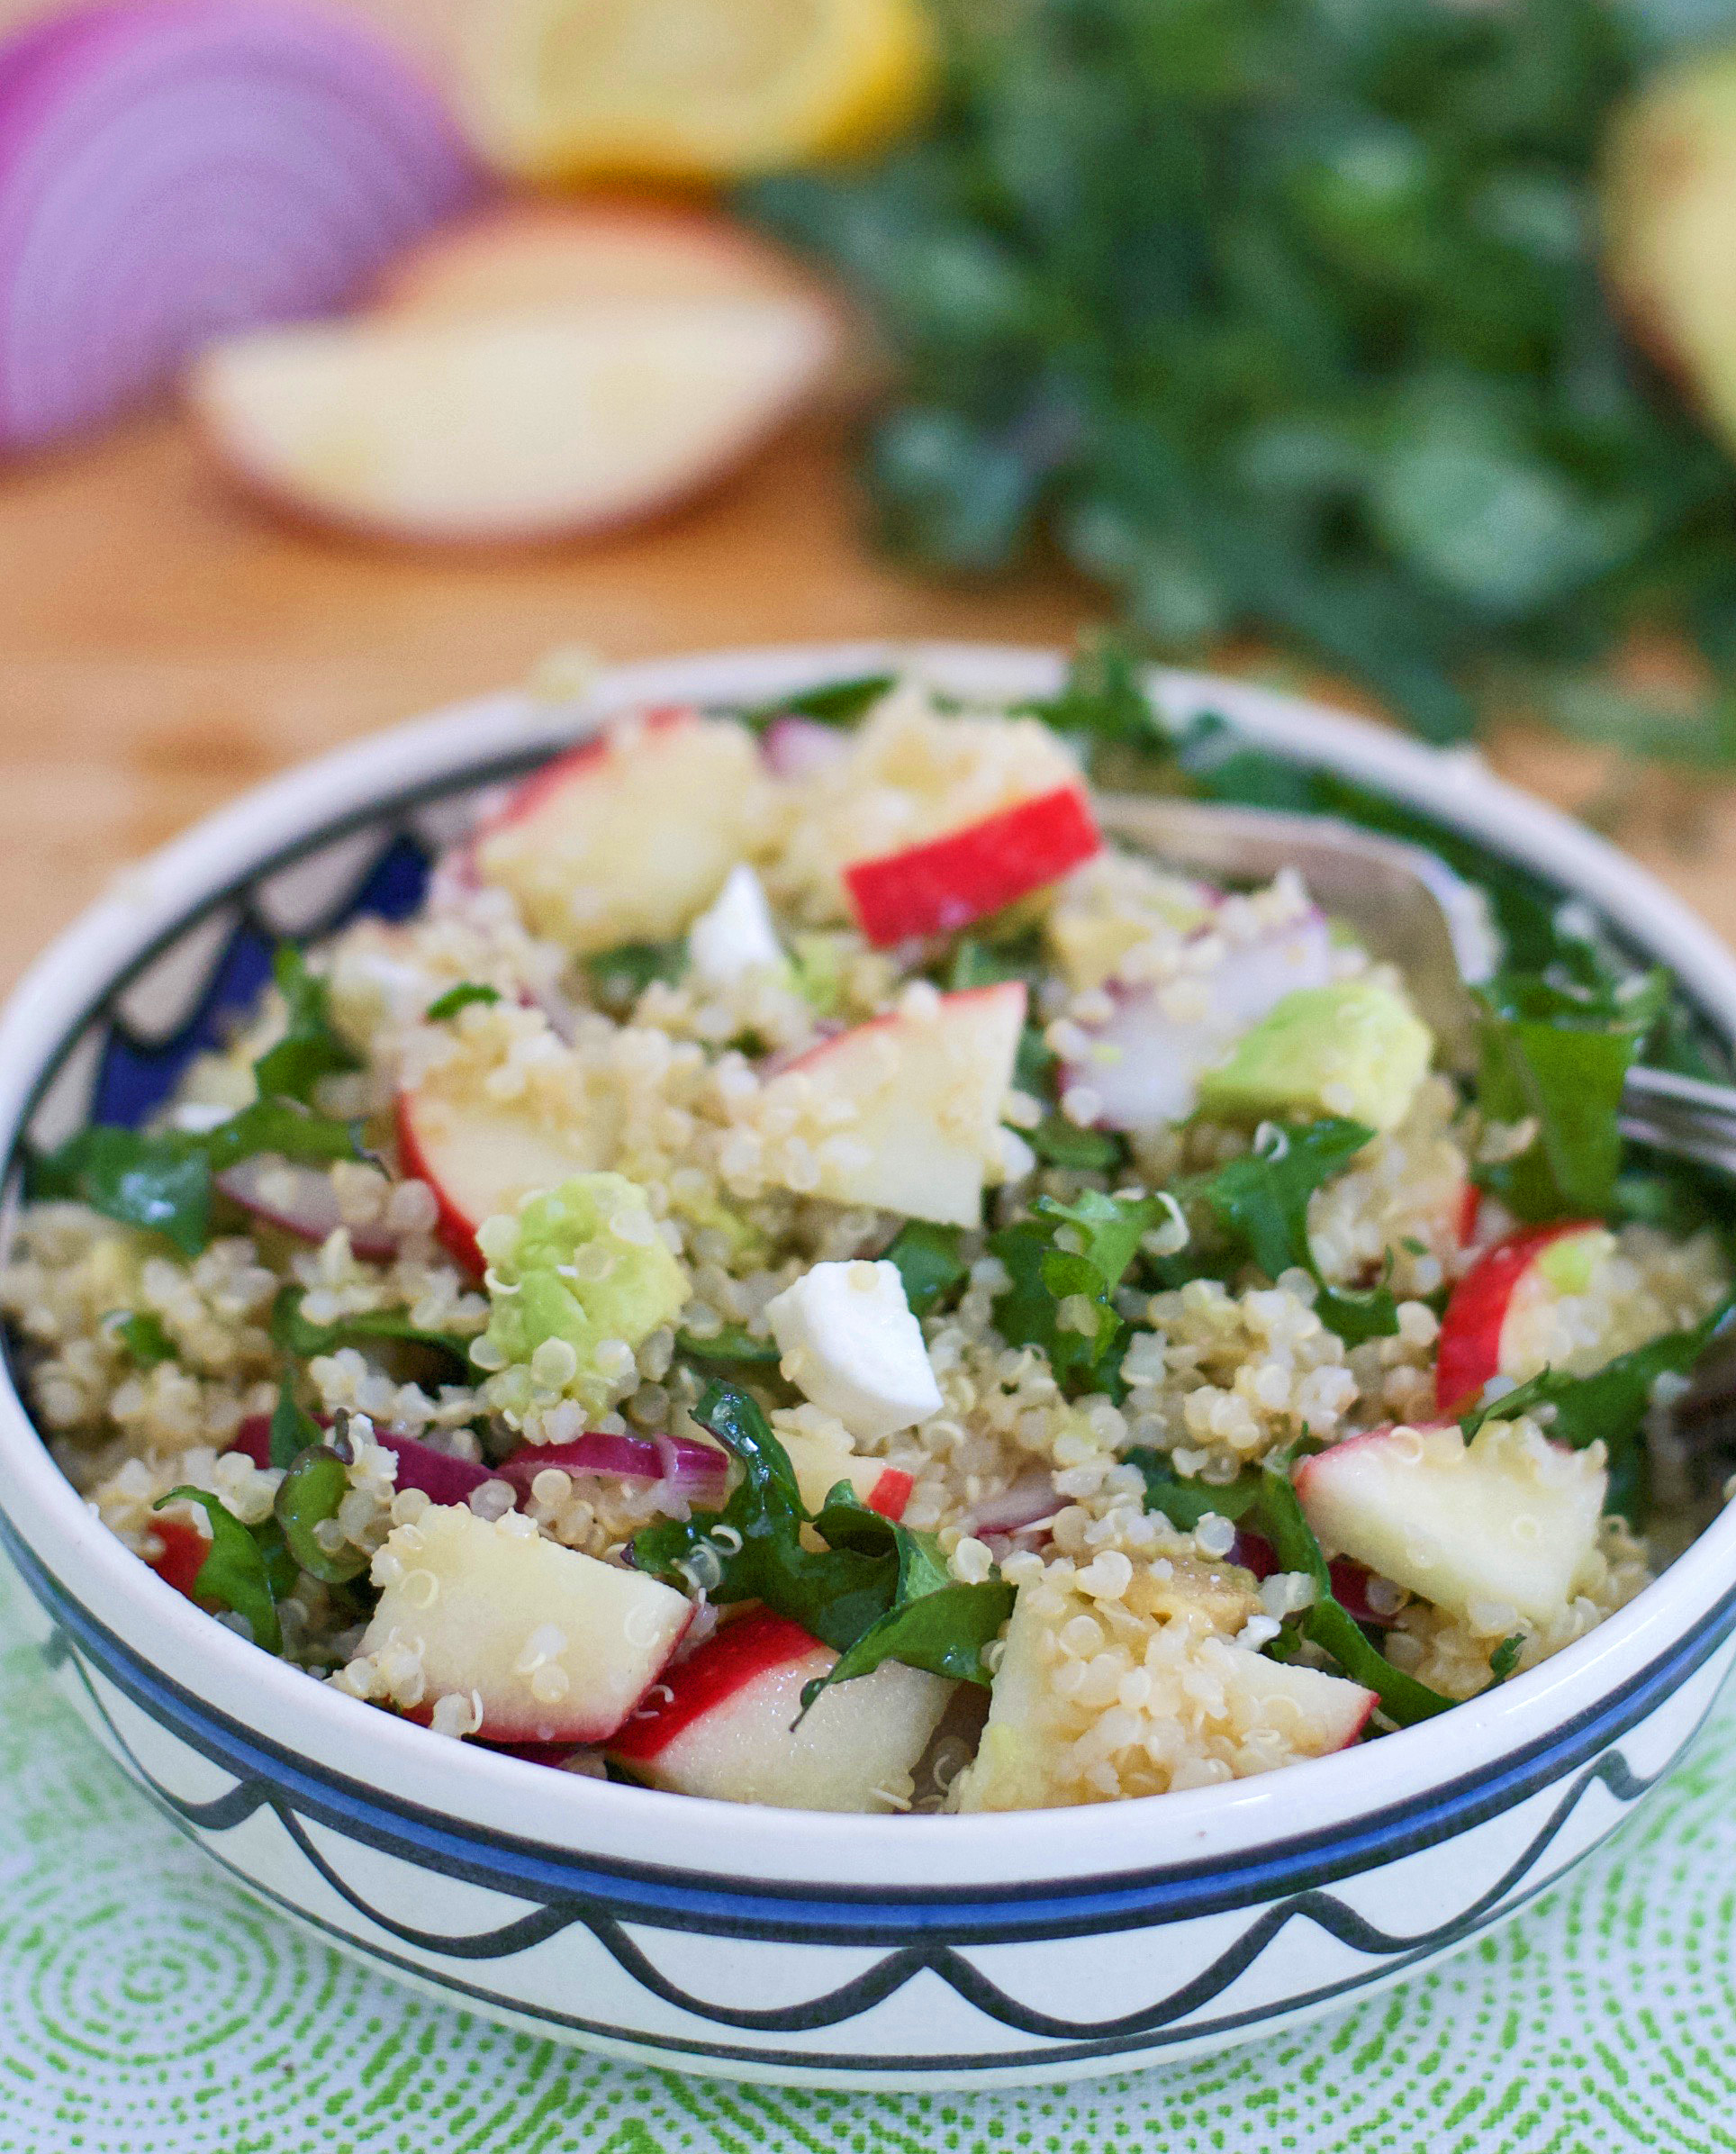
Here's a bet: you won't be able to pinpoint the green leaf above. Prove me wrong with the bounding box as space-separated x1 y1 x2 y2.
1026 1116 1126 1171
152 1489 285 1653
1197 1119 1398 1344
203 1099 366 1172
267 1366 325 1470
32 1127 212 1257
108 1309 177 1368
1127 1449 1261 1532
1023 631 1162 758
274 1446 367 1584
1474 969 1666 1221
990 1188 1163 1397
1459 1292 1734 1524
737 674 894 730
880 1220 968 1317
584 939 688 1009
1488 1634 1524 1681
674 1322 782 1365
632 1383 1010 1697
425 982 502 1021
253 943 361 1105
269 1286 475 1371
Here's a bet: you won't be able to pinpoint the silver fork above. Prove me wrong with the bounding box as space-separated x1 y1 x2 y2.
1099 794 1736 1178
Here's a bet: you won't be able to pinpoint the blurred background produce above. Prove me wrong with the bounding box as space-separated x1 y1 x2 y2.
14 0 1736 979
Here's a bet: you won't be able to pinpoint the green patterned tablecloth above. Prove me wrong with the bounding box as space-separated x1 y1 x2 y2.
1 1550 1731 2154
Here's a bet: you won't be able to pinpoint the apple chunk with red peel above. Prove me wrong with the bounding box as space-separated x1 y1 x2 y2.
361 1504 692 1744
775 1417 915 1519
759 982 1026 1226
1433 1220 1609 1415
1295 1420 1606 1626
844 784 1100 947
608 1608 952 1810
395 1085 605 1271
189 294 835 547
476 706 773 955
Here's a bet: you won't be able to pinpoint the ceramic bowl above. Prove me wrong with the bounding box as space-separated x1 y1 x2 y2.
2 643 1733 2093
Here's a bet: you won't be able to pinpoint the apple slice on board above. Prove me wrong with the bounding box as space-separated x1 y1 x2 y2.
189 292 834 546
1295 1420 1605 1625
608 1608 951 1809
475 706 772 954
1433 1219 1609 1415
361 1502 692 1744
759 982 1026 1226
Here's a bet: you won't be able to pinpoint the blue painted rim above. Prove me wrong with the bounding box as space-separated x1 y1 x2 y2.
11 1518 1735 1948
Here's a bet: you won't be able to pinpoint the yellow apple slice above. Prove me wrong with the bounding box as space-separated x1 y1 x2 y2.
188 293 834 543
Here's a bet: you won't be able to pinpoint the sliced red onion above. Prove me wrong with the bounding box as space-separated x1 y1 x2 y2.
1234 1527 1388 1625
761 715 850 781
498 1433 729 1505
216 1154 401 1261
964 1471 1060 1537
1062 910 1334 1132
0 0 479 451
229 1416 495 1506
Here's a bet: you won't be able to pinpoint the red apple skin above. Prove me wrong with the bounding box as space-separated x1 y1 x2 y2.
843 784 1101 947
866 1466 915 1520
481 705 697 837
1433 1219 1602 1415
149 1516 212 1601
394 1090 487 1272
779 981 1028 1079
1455 1181 1482 1249
608 1608 819 1764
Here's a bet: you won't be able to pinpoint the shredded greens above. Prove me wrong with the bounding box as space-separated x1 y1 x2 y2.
425 981 502 1021
632 1382 1013 1708
152 1489 293 1653
750 0 1736 757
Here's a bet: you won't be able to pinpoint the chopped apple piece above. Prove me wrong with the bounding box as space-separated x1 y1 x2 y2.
774 1413 916 1518
361 1503 692 1743
608 1608 950 1809
774 696 1086 925
954 1570 1371 1812
844 783 1100 947
1433 1220 1614 1414
1295 1420 1605 1625
477 706 775 955
759 982 1026 1226
396 1081 608 1271
189 294 834 545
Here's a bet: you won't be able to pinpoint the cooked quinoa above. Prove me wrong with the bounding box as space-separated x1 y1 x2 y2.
4 668 1730 1815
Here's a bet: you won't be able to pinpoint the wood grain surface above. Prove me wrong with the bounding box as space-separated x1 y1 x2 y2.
0 404 1731 991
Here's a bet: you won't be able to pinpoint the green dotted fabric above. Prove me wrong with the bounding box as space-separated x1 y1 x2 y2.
1 1554 1731 2154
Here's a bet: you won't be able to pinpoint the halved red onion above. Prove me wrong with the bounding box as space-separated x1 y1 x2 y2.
760 715 850 781
0 0 478 452
1062 909 1334 1132
229 1416 496 1506
498 1433 729 1505
216 1154 401 1261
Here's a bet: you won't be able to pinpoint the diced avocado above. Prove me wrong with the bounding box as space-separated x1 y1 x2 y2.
1197 980 1433 1133
477 1172 689 1409
789 932 848 1018
1535 1226 1614 1296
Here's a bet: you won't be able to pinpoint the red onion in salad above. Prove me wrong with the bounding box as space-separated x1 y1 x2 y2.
228 1416 497 1507
498 1433 729 1506
216 1154 401 1261
760 715 850 781
0 0 478 452
964 1472 1061 1537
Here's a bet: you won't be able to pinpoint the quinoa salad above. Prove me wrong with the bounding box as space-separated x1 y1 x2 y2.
5 650 1733 1815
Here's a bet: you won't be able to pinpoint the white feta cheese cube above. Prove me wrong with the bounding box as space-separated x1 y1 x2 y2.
764 1260 943 1444
688 864 782 985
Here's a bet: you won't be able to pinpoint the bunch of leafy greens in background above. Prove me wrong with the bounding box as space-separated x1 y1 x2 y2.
749 0 1736 758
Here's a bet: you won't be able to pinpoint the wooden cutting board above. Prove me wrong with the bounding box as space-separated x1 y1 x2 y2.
0 405 1728 990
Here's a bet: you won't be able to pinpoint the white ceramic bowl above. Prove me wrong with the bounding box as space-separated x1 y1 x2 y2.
2 643 1733 2093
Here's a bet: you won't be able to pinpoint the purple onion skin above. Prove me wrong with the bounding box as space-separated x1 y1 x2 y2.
498 1433 729 1504
0 0 482 452
229 1416 494 1505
